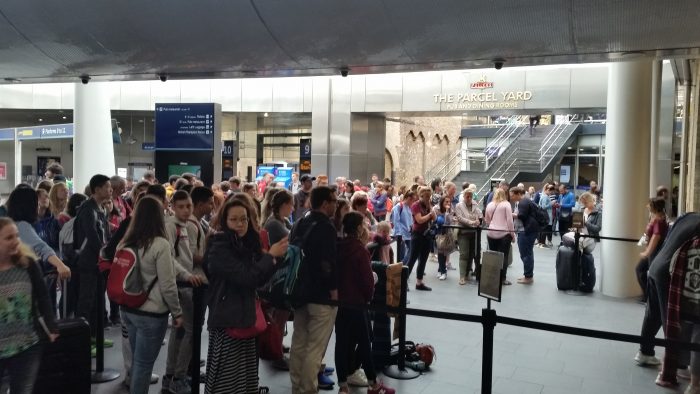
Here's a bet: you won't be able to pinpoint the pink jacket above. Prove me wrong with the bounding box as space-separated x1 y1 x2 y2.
484 201 515 240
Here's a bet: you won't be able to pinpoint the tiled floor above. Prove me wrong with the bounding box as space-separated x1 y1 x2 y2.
92 239 692 393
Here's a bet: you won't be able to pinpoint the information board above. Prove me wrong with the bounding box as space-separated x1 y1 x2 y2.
299 138 311 175
478 250 504 302
155 104 215 150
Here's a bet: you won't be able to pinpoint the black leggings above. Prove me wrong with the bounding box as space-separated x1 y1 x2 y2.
407 232 431 280
334 308 376 385
487 236 511 280
635 256 650 300
537 225 553 244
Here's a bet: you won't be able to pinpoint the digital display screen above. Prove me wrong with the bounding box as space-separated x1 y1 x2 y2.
155 103 215 150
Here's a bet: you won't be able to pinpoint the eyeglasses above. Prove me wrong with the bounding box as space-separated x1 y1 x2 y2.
228 217 248 224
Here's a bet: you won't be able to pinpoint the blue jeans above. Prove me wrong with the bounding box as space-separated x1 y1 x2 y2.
0 344 43 394
123 310 169 394
517 232 538 278
401 238 412 265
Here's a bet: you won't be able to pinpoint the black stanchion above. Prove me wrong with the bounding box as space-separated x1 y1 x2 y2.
481 300 496 394
92 273 120 383
383 266 420 379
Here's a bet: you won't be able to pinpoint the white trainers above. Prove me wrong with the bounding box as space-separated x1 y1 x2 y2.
634 351 661 366
347 368 369 387
439 274 447 281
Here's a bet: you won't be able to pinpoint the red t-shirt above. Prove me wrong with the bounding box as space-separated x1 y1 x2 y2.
645 217 669 241
411 201 431 234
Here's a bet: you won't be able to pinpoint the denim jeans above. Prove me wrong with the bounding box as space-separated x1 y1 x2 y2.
123 310 169 394
401 239 412 265
517 232 538 278
0 344 43 394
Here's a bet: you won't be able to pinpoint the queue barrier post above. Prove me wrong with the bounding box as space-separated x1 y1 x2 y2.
91 273 120 383
481 300 496 394
190 283 205 394
383 266 420 379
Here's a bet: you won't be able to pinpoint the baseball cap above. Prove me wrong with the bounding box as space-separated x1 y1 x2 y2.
300 174 316 183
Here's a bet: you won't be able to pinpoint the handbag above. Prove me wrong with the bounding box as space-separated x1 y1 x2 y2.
226 299 268 339
436 231 456 253
258 304 283 360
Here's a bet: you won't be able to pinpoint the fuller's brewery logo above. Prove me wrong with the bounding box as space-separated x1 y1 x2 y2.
470 76 494 90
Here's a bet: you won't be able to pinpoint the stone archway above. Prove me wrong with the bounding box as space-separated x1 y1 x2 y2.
384 148 394 182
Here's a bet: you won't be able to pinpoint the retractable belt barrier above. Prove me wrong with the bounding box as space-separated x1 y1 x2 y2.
173 229 695 394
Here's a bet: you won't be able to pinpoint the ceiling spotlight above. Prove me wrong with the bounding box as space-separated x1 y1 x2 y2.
263 112 269 117
38 118 43 122
62 116 67 120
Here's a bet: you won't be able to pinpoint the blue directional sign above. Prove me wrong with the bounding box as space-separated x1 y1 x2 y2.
0 123 74 141
155 103 215 150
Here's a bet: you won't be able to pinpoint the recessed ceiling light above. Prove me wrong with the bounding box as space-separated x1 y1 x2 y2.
38 118 43 122
263 112 269 117
62 116 67 120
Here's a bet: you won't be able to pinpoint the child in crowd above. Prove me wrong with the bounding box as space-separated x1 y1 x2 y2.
372 221 393 265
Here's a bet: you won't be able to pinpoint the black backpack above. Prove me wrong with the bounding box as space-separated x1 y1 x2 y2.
529 199 549 229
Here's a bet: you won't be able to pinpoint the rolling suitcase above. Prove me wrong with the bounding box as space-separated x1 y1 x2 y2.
33 278 91 394
555 245 576 291
579 252 596 293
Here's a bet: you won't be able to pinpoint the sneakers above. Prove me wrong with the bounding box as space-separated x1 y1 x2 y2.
634 351 661 366
367 381 396 394
271 358 290 371
415 283 432 291
502 280 512 286
347 368 369 387
91 337 114 348
318 372 335 390
169 377 191 394
438 273 446 281
459 277 466 285
517 277 534 284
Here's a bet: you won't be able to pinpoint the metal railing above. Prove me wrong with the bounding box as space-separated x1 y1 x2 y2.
474 145 540 198
483 115 529 170
425 148 461 182
538 122 578 172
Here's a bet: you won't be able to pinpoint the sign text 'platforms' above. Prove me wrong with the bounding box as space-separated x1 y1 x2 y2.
155 104 216 150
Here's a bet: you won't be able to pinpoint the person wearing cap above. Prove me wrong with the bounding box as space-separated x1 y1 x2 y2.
294 174 315 221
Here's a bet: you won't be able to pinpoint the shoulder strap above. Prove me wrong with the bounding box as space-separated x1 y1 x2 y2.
187 218 203 250
173 223 183 258
132 246 158 292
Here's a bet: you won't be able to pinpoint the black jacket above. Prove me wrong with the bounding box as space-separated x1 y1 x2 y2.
205 231 275 329
517 198 540 235
74 198 108 270
27 258 58 338
289 211 338 304
585 210 602 241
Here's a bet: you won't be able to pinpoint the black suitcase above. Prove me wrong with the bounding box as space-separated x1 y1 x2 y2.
579 252 596 293
556 245 576 290
33 280 91 394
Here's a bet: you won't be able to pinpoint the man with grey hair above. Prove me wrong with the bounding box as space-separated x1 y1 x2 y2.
335 176 347 196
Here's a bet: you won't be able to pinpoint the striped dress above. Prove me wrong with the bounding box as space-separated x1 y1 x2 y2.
205 329 259 394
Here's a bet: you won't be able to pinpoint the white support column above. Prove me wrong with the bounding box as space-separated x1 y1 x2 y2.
73 82 115 193
13 128 21 187
649 61 662 196
601 59 653 298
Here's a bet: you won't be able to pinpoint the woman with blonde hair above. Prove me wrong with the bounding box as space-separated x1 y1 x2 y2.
0 217 59 393
48 182 69 222
484 188 515 285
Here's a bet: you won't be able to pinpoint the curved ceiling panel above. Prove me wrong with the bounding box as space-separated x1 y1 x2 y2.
0 0 699 83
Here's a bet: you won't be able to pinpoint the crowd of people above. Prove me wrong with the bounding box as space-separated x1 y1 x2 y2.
0 162 698 394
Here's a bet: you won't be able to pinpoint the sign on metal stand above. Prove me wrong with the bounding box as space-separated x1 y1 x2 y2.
478 249 504 394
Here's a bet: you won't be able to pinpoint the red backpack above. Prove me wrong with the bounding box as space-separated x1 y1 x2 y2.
106 247 157 308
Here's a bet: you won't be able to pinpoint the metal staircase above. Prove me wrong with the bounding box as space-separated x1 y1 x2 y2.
451 122 580 199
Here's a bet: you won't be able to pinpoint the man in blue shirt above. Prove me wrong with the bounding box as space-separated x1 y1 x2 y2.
391 191 416 265
556 184 575 235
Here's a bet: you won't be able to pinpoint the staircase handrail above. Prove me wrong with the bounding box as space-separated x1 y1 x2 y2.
538 122 568 154
425 148 461 182
424 148 461 181
483 115 528 163
539 123 578 172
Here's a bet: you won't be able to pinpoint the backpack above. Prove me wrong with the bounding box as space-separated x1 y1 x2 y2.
530 199 549 229
58 218 78 267
106 247 157 308
264 219 317 310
